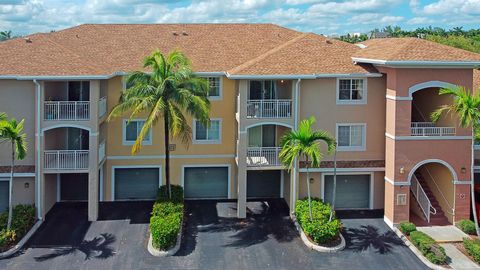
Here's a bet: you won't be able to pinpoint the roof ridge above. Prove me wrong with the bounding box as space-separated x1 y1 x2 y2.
228 32 310 74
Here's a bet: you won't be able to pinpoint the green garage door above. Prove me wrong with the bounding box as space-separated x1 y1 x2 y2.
114 168 159 200
247 170 281 198
0 181 8 213
184 167 228 199
324 174 370 209
60 174 88 201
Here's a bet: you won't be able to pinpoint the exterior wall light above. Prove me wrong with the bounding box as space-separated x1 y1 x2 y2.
309 178 314 184
461 167 467 174
24 182 29 189
399 167 405 174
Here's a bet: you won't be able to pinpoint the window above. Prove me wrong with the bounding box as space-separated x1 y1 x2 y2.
123 120 152 145
194 119 221 143
206 77 221 99
337 78 366 104
336 124 366 151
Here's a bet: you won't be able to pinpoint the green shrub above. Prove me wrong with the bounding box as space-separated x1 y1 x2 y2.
157 185 184 203
399 222 416 236
295 199 342 244
464 238 480 263
0 229 16 249
457 219 476 235
150 185 184 251
410 231 447 264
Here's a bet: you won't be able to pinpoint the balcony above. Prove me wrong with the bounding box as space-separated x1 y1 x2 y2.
246 99 292 119
411 122 456 137
246 147 282 167
44 101 90 121
44 150 89 170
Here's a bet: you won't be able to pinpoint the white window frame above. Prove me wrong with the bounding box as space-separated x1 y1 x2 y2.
336 78 367 105
336 123 366 151
320 172 374 210
122 119 152 146
204 77 223 100
193 118 222 144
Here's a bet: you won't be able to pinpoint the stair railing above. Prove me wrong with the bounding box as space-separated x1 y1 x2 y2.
423 167 455 216
411 175 435 223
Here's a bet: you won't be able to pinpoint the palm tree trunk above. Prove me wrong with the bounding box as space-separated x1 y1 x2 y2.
329 144 338 222
306 156 313 221
7 141 14 230
164 117 171 199
470 133 480 235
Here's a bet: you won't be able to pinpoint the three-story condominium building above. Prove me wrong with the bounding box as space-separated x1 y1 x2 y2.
1 24 480 227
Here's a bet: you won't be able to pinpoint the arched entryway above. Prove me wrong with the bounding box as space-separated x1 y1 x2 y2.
408 159 456 226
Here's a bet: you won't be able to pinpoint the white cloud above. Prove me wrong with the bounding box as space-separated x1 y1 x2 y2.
423 0 480 15
348 13 403 25
406 16 434 25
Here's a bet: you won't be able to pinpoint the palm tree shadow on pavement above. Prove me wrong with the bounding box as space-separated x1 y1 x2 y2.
34 233 116 262
344 225 405 254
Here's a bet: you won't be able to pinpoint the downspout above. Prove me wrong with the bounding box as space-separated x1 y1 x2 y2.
292 78 301 214
33 79 42 220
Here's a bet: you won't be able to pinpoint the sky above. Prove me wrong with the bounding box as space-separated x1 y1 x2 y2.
1 0 480 36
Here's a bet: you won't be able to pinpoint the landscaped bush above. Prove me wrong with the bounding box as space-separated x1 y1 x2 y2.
399 222 417 236
150 185 184 251
0 204 35 250
295 198 342 244
463 238 480 263
457 219 476 235
157 185 184 203
410 231 447 264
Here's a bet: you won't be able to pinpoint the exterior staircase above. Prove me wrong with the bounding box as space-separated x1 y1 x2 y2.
411 172 450 226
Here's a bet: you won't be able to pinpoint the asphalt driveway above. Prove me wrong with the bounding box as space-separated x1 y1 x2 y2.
0 200 428 270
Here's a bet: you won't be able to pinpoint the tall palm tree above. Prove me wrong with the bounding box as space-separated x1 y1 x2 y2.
0 30 12 41
108 50 210 198
279 116 336 221
431 86 480 235
0 118 27 229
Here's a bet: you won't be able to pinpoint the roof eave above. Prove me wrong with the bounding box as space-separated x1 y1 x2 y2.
352 57 480 68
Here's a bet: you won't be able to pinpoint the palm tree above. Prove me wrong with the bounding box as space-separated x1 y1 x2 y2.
108 50 210 198
0 118 27 229
279 116 336 221
431 86 480 235
0 30 12 41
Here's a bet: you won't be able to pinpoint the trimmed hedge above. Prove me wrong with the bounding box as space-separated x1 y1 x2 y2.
410 231 447 264
150 185 184 251
295 198 342 244
464 238 480 263
457 219 476 235
399 222 416 236
0 204 35 250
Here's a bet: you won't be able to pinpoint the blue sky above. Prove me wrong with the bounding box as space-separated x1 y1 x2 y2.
1 0 480 36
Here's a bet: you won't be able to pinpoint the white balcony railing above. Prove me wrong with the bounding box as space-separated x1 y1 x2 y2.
98 97 107 118
411 175 436 223
44 101 90 121
44 150 89 170
247 100 292 118
98 141 106 164
411 122 456 136
246 147 282 167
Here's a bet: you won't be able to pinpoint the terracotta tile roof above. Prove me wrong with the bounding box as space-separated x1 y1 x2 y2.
0 165 35 174
228 33 374 75
0 24 302 76
354 38 480 62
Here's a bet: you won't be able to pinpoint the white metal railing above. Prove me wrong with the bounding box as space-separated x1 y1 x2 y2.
247 100 292 118
411 175 436 223
98 141 106 164
44 150 89 170
98 97 107 118
44 101 90 121
411 122 455 136
246 147 281 167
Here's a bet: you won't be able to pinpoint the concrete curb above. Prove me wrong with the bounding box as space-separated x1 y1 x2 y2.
292 214 346 253
147 219 183 257
392 227 450 270
0 220 43 259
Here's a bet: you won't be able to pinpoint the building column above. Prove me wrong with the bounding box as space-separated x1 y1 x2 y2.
88 133 99 221
237 132 247 219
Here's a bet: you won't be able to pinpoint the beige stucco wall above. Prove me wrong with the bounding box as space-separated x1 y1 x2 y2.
44 174 57 214
0 80 36 166
299 77 386 161
297 171 384 210
11 177 35 206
